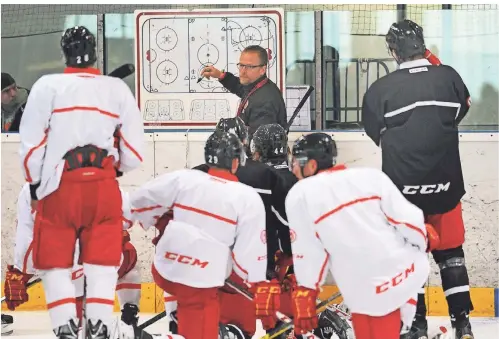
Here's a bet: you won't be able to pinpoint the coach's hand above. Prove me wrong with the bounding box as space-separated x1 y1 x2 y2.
200 65 223 80
254 279 281 330
292 286 318 334
4 265 34 310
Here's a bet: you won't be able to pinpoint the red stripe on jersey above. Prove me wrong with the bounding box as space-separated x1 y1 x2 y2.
52 106 120 119
174 203 237 225
23 130 48 183
314 196 381 224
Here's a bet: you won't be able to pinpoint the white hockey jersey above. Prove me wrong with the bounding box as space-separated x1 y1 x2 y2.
19 68 144 199
130 168 268 288
14 183 134 275
285 165 430 316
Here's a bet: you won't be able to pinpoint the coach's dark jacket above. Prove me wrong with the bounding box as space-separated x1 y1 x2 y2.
219 73 287 137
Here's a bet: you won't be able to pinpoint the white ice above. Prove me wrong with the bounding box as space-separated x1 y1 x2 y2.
1 311 498 338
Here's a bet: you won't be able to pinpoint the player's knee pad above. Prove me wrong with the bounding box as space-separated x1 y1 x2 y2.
432 246 473 315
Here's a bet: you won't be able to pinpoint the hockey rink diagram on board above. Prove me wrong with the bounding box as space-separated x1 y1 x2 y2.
143 99 185 122
135 9 285 127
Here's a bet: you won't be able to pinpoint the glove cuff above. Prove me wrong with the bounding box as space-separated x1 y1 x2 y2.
7 265 34 280
29 183 40 201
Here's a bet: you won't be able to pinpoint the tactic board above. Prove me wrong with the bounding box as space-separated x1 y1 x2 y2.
286 86 312 131
135 8 285 128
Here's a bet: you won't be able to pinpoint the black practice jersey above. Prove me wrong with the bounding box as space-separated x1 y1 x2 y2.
362 59 471 215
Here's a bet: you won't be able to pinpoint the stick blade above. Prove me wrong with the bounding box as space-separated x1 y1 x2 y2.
107 63 135 79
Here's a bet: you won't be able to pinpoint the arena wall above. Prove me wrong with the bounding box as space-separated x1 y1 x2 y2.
1 131 498 315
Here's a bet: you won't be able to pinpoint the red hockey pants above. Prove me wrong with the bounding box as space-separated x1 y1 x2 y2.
152 264 220 339
32 157 123 269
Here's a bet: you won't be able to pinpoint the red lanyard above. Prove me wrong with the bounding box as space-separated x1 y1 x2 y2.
236 78 269 116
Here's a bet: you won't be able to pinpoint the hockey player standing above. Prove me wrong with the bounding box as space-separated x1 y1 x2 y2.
18 26 144 338
361 19 473 339
285 132 437 339
130 132 280 339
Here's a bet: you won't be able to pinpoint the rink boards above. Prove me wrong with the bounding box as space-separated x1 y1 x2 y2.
1 131 498 317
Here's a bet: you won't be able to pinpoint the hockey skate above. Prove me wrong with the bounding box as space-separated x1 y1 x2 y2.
53 318 79 339
121 303 139 327
404 317 429 339
86 319 108 339
1 314 13 336
453 312 474 339
455 323 474 339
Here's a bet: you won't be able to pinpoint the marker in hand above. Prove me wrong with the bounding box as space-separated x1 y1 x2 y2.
197 66 207 83
197 66 223 83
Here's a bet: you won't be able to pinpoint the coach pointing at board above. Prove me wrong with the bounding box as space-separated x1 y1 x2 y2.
201 45 287 137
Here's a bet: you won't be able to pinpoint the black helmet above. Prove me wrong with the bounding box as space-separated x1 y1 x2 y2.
291 133 337 175
386 19 425 62
250 124 288 163
205 131 246 170
215 117 248 145
61 26 97 68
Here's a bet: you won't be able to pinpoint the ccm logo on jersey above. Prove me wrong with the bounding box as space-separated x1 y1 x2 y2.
72 268 84 280
165 252 209 268
376 262 415 294
403 182 450 195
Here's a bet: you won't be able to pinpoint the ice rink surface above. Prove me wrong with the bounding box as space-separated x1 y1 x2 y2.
1 311 498 338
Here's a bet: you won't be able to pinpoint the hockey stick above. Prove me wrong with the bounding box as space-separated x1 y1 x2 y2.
107 63 135 79
137 310 166 330
1 277 42 303
285 85 315 134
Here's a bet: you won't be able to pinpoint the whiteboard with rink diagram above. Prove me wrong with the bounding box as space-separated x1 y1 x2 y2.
135 8 285 128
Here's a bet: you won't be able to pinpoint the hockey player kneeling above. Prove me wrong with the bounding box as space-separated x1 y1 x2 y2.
130 132 279 339
285 133 439 339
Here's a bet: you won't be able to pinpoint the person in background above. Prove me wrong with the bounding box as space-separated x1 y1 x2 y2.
200 45 287 138
1 72 29 132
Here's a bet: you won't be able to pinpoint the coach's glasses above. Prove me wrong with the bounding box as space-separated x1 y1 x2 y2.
236 63 265 70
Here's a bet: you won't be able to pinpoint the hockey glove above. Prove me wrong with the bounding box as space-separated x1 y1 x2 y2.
424 49 442 66
152 210 173 246
254 279 281 330
425 223 441 252
292 286 318 334
4 265 34 310
275 250 294 282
